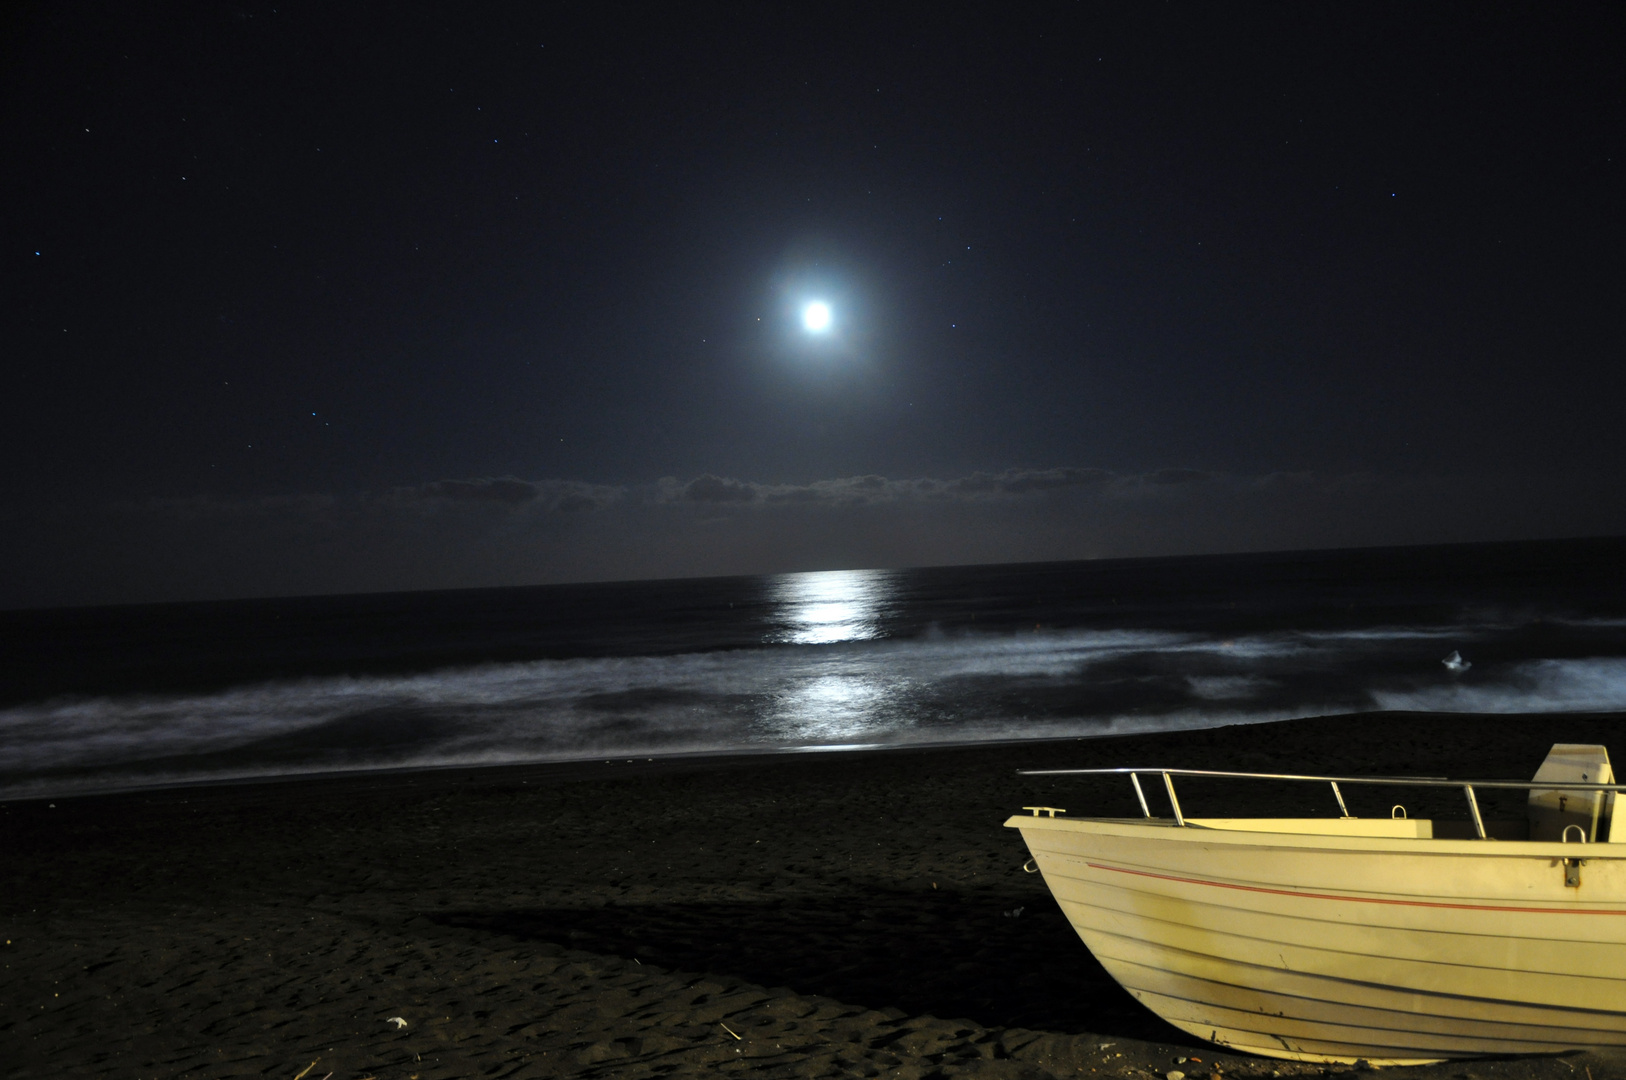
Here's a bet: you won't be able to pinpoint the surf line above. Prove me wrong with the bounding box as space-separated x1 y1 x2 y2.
1085 862 1626 916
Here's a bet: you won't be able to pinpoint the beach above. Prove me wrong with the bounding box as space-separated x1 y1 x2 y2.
5 711 1625 1080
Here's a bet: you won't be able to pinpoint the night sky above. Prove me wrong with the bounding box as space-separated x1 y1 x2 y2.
3 3 1623 608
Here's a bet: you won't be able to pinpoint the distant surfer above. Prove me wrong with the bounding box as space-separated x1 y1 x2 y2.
1442 650 1471 673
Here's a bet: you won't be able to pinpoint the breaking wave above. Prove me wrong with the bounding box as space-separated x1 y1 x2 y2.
6 624 1626 800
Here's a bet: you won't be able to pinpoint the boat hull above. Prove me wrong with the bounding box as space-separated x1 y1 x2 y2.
1008 815 1626 1065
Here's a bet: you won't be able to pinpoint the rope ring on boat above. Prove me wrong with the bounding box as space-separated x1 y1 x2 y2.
1391 805 1407 819
1022 858 1039 874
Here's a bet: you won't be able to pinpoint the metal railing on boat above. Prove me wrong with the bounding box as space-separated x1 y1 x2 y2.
1018 766 1626 840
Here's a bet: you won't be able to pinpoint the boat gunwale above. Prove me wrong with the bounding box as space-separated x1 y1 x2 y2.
1019 765 1626 793
1006 813 1626 860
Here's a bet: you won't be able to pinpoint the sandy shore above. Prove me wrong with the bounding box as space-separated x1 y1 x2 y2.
5 712 1626 1079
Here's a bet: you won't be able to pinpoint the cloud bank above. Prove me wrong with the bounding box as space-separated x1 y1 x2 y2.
659 466 1121 506
412 477 622 512
3 466 1622 607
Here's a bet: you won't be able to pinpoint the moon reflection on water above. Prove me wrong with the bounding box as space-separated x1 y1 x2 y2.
764 568 900 742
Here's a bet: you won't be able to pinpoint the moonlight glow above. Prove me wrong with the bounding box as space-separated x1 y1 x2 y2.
801 301 832 333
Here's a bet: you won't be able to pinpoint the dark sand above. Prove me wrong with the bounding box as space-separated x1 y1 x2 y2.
5 712 1626 1080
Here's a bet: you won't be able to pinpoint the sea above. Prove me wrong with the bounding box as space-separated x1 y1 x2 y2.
3 537 1625 801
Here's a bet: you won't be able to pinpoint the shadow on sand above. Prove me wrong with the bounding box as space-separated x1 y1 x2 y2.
433 886 1197 1045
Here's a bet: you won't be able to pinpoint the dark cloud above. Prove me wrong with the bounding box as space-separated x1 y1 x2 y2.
552 490 606 514
4 466 1623 608
943 467 1116 497
678 475 759 504
1146 468 1212 486
657 466 1121 508
412 477 623 513
420 477 541 504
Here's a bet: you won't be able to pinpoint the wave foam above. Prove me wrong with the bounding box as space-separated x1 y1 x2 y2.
5 627 1626 799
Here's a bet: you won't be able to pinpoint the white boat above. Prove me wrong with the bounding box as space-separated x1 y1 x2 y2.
1007 744 1626 1065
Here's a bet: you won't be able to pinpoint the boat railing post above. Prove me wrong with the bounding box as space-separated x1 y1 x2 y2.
1331 781 1351 818
1129 773 1152 819
1162 771 1186 827
1464 785 1487 839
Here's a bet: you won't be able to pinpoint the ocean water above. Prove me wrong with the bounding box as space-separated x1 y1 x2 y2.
3 538 1625 800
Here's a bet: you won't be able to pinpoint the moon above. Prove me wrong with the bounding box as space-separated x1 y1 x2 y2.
801 300 832 333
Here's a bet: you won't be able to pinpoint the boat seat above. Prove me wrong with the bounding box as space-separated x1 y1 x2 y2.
1528 743 1615 842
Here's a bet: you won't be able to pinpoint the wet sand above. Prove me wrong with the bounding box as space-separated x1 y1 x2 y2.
5 712 1626 1079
